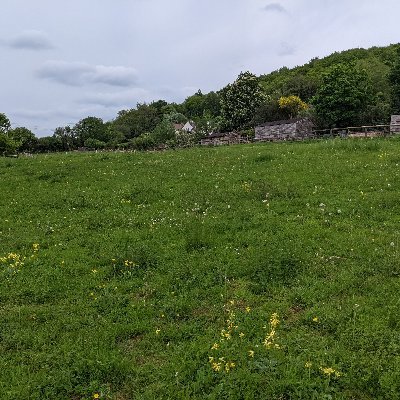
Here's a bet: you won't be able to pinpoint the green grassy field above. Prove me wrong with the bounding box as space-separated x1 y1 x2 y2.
1 138 399 399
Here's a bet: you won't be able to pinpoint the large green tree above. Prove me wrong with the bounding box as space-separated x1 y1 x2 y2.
389 45 400 113
73 117 108 146
220 71 266 130
0 113 11 133
53 126 75 151
8 127 37 152
182 90 221 119
311 63 372 128
0 133 17 154
112 103 161 140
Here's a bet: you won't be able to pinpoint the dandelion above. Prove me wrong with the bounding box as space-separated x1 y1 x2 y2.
312 316 319 322
93 393 100 399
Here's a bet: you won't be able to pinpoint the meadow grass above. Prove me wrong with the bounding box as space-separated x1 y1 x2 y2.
0 138 399 399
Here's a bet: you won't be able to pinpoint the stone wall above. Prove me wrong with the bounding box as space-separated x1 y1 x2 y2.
390 115 400 133
255 118 314 141
201 132 244 146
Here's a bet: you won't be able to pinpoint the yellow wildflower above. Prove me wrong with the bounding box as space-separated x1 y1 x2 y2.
321 367 334 375
305 361 312 368
312 316 319 322
320 366 341 377
270 313 279 328
239 332 245 338
32 243 39 252
245 306 251 313
155 328 161 335
93 393 100 399
225 361 235 372
211 362 222 372
248 350 255 357
211 343 219 350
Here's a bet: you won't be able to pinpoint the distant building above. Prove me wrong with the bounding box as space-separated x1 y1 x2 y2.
173 123 184 132
182 121 195 132
390 115 400 133
173 121 196 134
255 118 314 141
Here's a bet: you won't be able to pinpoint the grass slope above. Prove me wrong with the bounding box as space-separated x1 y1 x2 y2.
1 139 399 399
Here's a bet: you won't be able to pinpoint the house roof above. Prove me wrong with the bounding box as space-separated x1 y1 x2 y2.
173 123 184 130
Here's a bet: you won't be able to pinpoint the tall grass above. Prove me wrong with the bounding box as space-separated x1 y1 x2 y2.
0 138 399 399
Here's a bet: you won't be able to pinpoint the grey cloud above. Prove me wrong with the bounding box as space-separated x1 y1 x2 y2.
36 61 138 87
263 3 287 13
8 30 54 50
278 42 296 56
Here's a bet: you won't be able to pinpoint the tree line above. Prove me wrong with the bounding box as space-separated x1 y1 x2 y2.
1 43 400 154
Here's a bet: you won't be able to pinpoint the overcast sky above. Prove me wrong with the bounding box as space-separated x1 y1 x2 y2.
1 0 399 137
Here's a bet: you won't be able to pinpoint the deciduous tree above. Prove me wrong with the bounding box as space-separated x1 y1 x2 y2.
0 113 11 133
220 71 266 130
389 45 400 113
73 117 108 146
278 95 308 119
311 63 371 127
8 127 37 152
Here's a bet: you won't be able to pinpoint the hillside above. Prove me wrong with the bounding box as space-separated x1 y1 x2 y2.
1 138 399 399
259 44 399 101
